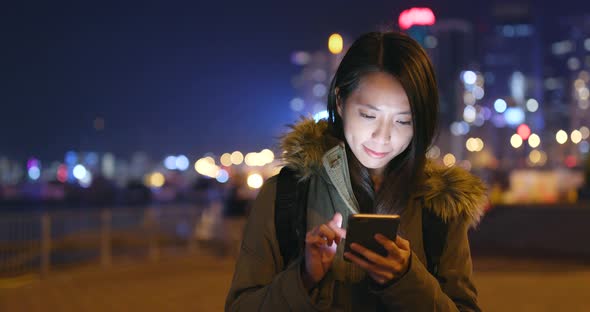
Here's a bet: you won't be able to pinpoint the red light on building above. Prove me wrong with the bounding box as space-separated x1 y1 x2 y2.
57 164 68 183
398 7 436 30
565 156 577 168
517 124 531 140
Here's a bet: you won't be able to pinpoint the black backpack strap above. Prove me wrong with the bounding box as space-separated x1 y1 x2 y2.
275 167 309 268
422 206 448 279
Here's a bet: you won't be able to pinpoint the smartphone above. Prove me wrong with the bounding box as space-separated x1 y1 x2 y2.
344 214 400 261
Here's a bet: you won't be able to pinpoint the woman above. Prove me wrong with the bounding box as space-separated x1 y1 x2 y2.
225 31 487 311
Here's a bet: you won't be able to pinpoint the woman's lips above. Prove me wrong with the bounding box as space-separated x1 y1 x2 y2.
363 145 389 159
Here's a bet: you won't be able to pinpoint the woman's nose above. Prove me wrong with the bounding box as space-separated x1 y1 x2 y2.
371 123 391 143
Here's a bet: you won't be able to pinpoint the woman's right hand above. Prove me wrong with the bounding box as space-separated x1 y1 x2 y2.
301 213 346 290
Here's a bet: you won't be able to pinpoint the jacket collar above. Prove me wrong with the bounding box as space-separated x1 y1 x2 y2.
280 118 488 226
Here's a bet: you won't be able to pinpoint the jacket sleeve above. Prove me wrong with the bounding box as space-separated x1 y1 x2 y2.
370 216 481 312
225 177 332 312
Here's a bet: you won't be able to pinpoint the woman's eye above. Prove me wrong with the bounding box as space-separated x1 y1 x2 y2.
360 112 375 119
397 120 412 125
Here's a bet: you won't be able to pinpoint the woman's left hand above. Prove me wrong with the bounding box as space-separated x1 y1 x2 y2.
344 234 411 285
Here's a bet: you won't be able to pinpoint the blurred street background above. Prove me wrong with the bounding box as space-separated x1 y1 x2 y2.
1 0 590 311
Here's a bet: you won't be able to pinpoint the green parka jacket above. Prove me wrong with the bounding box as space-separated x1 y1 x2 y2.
226 119 487 311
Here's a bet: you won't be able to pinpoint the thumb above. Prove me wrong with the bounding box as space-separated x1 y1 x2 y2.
396 235 411 250
332 212 343 228
329 213 346 241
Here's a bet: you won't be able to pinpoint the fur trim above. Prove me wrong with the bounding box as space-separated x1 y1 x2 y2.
279 118 488 226
419 164 488 227
279 118 338 181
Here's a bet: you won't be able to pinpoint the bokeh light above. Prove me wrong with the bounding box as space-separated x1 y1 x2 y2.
247 173 264 189
216 169 229 183
328 33 343 54
556 130 568 144
175 155 189 171
529 150 542 164
466 138 484 152
73 164 87 180
571 130 582 144
462 71 477 85
230 151 244 165
259 149 275 164
504 107 525 126
528 133 541 148
220 153 232 167
28 167 40 180
149 172 165 188
510 134 523 148
194 158 220 178
443 153 456 167
517 124 531 140
164 156 177 170
463 106 477 123
494 99 507 113
426 145 441 159
526 98 539 112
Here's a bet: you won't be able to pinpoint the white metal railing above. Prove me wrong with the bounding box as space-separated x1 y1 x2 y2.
0 202 236 278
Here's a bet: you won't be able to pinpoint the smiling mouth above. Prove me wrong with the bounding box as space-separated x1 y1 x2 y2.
363 146 390 159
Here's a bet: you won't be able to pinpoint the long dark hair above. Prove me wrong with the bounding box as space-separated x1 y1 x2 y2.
327 32 439 215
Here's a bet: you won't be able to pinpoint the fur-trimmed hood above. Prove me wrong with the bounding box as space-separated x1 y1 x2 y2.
280 118 488 227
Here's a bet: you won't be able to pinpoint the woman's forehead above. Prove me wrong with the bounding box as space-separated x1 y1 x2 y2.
349 73 410 110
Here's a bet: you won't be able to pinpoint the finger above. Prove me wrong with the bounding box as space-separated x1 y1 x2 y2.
327 213 346 243
306 235 328 248
318 224 336 246
344 252 395 281
350 243 393 269
375 234 403 258
331 212 343 227
369 272 392 285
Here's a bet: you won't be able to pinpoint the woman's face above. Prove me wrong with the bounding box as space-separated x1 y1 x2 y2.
337 72 414 176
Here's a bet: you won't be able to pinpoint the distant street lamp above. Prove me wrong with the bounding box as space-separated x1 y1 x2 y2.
328 33 343 54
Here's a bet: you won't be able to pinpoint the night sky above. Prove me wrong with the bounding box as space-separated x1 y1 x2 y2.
1 0 587 163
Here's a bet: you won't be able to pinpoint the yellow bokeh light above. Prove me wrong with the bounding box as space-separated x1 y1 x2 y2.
426 145 441 159
204 157 215 165
220 153 232 167
539 151 548 166
328 33 343 54
247 173 264 189
475 138 484 151
529 150 541 164
195 158 220 178
466 138 484 152
528 133 541 148
230 151 244 165
443 153 456 167
556 130 568 144
466 138 475 152
574 79 585 89
259 149 275 165
579 87 590 100
510 134 523 148
571 130 582 144
580 126 590 139
244 153 257 166
150 172 165 188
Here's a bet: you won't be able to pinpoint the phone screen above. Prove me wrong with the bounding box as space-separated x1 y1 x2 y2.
344 214 400 261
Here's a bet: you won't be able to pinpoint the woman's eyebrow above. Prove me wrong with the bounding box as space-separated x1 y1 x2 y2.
357 103 411 114
358 103 380 111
